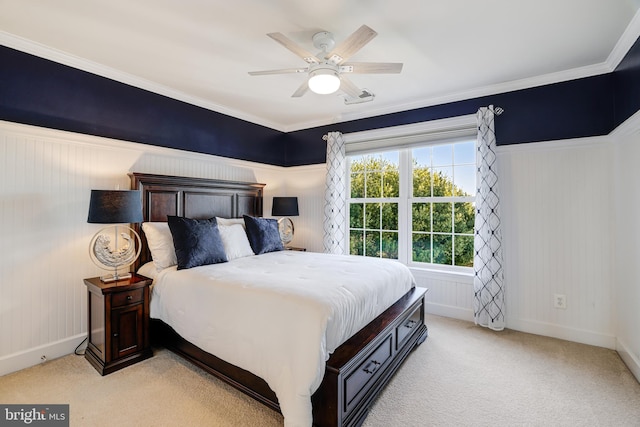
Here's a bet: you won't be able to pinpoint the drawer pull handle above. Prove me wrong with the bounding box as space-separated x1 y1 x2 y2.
113 333 119 337
363 360 381 375
404 319 417 329
126 295 133 301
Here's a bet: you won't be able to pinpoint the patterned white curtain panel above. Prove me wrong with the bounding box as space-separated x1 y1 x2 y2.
474 106 505 331
323 131 347 254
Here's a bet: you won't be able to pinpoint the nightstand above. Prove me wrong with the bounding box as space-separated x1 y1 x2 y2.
285 246 306 251
83 273 153 375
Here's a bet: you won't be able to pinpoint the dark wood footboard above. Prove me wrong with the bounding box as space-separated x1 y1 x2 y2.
313 286 428 427
152 286 428 427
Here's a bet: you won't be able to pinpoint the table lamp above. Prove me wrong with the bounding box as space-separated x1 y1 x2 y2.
87 189 143 282
272 196 299 246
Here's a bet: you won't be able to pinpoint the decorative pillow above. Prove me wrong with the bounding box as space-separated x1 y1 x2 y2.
218 223 255 260
167 216 228 269
216 217 246 228
141 222 177 271
243 215 284 255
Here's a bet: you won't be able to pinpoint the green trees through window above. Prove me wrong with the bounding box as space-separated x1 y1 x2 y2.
350 152 400 258
349 141 476 268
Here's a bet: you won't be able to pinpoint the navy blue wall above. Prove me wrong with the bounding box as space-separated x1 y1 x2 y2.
284 74 615 165
613 36 640 128
2 38 639 167
0 46 285 165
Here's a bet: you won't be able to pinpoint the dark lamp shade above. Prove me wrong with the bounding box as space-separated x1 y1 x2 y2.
87 190 143 224
272 197 299 217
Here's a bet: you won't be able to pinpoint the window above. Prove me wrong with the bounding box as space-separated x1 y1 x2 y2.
349 152 400 258
348 139 476 270
410 142 475 267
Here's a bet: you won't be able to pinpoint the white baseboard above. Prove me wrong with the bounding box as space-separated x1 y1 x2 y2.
507 318 616 350
2 323 634 383
426 306 618 351
616 338 640 383
0 333 87 377
425 302 474 322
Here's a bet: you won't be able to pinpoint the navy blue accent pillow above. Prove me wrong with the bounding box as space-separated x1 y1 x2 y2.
243 215 284 255
167 216 228 269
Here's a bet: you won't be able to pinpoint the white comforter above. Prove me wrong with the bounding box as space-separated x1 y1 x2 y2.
149 251 415 427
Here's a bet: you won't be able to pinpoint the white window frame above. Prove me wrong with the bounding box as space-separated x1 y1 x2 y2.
344 114 477 273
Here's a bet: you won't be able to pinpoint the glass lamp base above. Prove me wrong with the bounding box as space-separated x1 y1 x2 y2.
89 224 141 283
277 217 294 245
100 272 132 283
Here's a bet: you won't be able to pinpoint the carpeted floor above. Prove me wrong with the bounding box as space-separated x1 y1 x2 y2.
1 315 639 426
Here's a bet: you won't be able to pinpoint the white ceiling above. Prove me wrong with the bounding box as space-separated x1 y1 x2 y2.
1 1 640 132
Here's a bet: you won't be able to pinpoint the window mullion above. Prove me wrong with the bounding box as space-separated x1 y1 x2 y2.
398 149 410 264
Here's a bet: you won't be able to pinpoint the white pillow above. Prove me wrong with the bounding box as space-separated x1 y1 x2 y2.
218 223 254 260
141 222 177 271
137 261 159 280
216 217 246 227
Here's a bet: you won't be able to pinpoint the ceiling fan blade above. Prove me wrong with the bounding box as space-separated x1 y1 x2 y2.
325 25 377 64
339 76 364 98
267 32 320 64
340 62 403 74
291 80 309 98
248 68 308 76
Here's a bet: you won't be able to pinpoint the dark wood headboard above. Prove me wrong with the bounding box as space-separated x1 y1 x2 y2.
129 173 265 270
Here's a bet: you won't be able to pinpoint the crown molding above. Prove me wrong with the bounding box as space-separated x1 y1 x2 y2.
0 31 286 132
607 8 640 70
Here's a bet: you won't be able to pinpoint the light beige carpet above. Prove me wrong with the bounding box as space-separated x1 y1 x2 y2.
2 315 639 426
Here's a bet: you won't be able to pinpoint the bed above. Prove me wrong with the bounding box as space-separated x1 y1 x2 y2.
129 172 428 427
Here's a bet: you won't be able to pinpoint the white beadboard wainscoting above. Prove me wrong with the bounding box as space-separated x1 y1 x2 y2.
405 135 617 351
497 137 615 349
273 163 327 254
412 269 475 321
0 119 629 379
611 111 640 383
0 120 291 376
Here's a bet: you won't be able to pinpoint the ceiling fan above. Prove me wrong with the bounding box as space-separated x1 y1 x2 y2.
248 25 403 100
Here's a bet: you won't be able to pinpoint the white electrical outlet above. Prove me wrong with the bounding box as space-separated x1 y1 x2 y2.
554 294 567 309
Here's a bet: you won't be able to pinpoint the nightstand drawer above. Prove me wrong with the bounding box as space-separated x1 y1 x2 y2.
112 288 144 307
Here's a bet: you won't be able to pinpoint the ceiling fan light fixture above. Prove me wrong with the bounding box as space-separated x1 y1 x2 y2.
308 68 341 94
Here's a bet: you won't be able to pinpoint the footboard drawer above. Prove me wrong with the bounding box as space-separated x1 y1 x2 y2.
344 334 393 413
312 286 429 427
396 302 423 350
